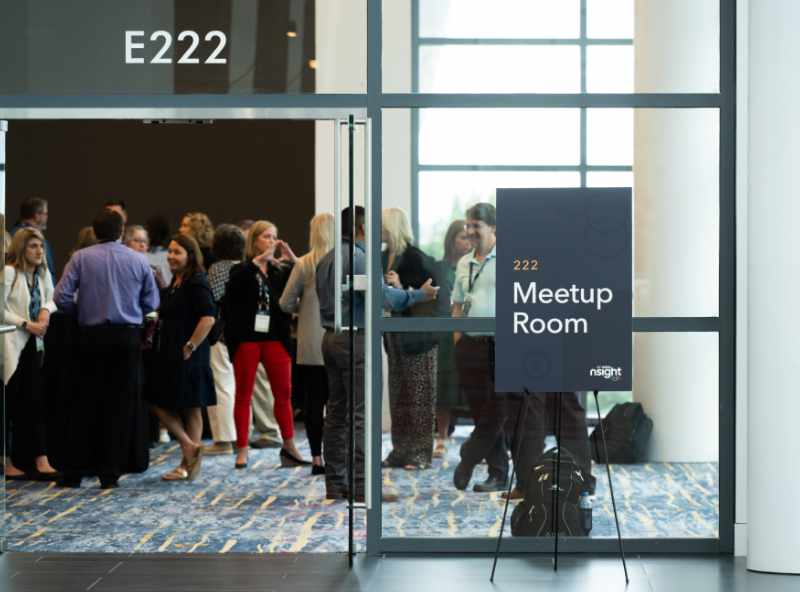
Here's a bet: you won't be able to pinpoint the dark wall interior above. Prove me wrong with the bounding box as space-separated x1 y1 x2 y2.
5 120 315 275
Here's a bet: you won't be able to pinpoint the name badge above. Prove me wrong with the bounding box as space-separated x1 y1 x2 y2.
254 311 271 333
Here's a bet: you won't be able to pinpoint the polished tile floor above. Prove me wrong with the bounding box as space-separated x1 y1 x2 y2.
1 553 797 592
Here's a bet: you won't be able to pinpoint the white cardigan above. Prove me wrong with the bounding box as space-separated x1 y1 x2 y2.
3 265 57 384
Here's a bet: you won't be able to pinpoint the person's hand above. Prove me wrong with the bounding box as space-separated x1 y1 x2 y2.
252 249 272 268
153 267 168 289
37 310 50 328
454 331 463 345
275 240 298 265
384 271 402 289
182 342 195 361
26 321 47 337
419 278 440 302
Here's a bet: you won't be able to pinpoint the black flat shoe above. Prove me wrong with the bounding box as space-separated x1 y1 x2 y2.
473 475 508 493
99 479 119 490
30 469 62 482
5 473 28 481
56 477 82 489
235 461 248 470
279 448 310 467
311 464 326 476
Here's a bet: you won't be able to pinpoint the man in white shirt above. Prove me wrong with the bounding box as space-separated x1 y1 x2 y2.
451 203 512 492
451 203 594 499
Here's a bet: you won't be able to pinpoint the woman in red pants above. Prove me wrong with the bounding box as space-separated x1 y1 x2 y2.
223 219 308 469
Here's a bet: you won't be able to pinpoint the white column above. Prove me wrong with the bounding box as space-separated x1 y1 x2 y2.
747 0 800 575
632 1 719 462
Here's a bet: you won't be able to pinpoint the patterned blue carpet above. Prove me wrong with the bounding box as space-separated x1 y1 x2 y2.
3 428 718 552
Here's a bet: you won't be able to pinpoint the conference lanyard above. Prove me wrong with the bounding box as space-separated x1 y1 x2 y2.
468 255 493 293
254 269 271 333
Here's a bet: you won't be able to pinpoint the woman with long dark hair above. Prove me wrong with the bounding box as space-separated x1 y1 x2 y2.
433 219 471 458
147 234 216 481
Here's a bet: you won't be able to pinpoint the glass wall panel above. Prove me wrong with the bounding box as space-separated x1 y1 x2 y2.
418 171 581 260
379 331 719 541
384 108 719 318
383 0 719 93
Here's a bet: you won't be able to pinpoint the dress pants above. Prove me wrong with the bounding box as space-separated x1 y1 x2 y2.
5 336 47 472
63 325 143 483
295 363 329 457
321 330 364 497
251 364 281 442
456 335 510 481
232 341 294 449
456 334 592 489
208 342 236 442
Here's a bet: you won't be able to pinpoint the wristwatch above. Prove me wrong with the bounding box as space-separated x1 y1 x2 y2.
184 341 196 352
21 321 27 330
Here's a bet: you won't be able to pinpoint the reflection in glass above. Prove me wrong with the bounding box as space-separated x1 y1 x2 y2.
418 171 581 260
380 332 719 540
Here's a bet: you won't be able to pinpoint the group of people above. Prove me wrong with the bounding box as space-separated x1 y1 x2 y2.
3 195 594 502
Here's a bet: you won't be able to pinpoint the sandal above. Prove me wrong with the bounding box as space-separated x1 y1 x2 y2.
185 446 203 481
162 466 188 481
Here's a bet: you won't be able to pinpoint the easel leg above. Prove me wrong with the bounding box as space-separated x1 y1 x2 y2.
553 392 563 572
490 392 530 582
593 391 629 584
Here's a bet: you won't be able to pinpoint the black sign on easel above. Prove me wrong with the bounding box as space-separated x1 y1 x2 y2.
491 188 632 585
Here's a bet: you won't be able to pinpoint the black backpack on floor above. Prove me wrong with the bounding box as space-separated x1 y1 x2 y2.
510 447 589 537
590 402 653 463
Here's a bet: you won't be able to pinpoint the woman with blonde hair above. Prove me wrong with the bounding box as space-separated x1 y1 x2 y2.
179 211 216 268
279 213 334 474
224 220 308 469
3 227 59 480
381 208 449 469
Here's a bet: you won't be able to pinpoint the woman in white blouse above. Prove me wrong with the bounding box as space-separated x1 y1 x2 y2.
3 227 59 480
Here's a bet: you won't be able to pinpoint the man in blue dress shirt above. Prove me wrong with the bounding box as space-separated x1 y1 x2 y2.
54 209 159 489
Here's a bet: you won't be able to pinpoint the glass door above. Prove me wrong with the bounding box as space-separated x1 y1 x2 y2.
0 119 7 553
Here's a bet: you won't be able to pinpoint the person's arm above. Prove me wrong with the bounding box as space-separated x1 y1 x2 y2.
183 280 217 360
3 268 26 327
279 259 305 314
53 255 80 314
183 316 215 360
139 261 160 315
452 302 464 344
451 259 466 344
382 278 438 312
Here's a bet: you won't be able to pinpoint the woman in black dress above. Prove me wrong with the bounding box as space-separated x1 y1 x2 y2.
148 234 217 482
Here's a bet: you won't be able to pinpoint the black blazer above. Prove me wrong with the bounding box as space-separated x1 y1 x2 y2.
387 245 451 317
222 260 293 358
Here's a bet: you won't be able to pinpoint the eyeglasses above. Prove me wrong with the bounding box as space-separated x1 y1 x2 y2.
464 222 485 231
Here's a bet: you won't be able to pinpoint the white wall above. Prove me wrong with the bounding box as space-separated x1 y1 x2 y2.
746 0 800 575
734 0 749 558
633 1 719 462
